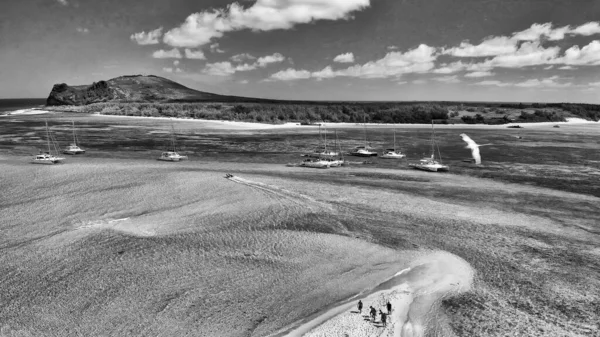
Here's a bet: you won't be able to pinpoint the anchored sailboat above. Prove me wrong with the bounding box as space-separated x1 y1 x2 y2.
309 125 339 157
158 124 188 162
381 129 405 159
32 120 65 165
409 121 449 172
63 121 85 155
351 117 377 157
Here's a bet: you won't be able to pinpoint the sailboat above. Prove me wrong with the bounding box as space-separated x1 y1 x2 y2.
158 124 188 162
32 120 65 164
326 130 345 167
351 118 377 157
309 125 339 157
381 129 405 159
409 121 449 172
63 121 85 155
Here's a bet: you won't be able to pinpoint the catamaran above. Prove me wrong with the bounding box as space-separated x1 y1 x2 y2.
158 124 188 162
409 121 449 172
381 129 405 159
351 119 377 157
32 121 65 165
63 121 85 155
308 125 339 157
300 157 331 169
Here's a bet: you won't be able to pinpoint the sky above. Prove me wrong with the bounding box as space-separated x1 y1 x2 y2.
1 0 600 103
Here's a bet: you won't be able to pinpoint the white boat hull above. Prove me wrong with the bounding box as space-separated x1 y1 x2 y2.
409 163 449 172
63 150 86 155
381 153 406 159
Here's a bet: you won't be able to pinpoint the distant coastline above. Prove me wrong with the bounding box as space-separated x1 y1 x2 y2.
0 98 46 113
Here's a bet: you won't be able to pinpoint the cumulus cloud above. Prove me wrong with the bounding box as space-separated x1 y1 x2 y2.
434 75 460 83
570 22 600 36
333 52 355 63
268 44 437 81
184 48 206 60
163 67 174 73
131 27 163 45
56 0 68 6
464 71 494 78
162 0 370 48
203 53 285 76
474 76 571 88
173 60 180 66
76 27 89 34
558 65 575 70
257 53 285 67
152 48 182 59
515 76 572 88
210 43 225 53
444 36 517 57
432 61 469 74
269 68 312 81
553 40 600 65
231 53 256 62
474 80 511 87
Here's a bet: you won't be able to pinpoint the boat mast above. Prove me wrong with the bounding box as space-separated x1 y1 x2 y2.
171 124 176 152
46 120 51 154
363 115 367 148
393 129 397 152
324 125 327 153
431 120 435 159
72 121 78 146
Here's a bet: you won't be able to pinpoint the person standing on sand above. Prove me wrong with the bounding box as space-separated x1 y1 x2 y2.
358 300 363 313
370 306 377 322
386 301 392 314
380 311 387 327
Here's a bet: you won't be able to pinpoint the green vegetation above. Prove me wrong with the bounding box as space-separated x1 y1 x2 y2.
44 100 600 125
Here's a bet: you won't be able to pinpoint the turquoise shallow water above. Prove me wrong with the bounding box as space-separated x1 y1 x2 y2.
0 98 46 113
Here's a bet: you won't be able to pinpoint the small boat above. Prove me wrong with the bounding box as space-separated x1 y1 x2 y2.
63 121 85 155
300 158 331 169
158 124 188 162
409 121 448 172
32 121 64 165
308 125 339 157
351 118 377 157
381 129 405 159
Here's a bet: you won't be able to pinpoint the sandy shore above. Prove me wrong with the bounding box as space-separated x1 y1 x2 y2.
278 251 474 337
80 113 600 131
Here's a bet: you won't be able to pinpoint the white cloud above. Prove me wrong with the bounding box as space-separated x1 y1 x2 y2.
76 27 89 34
515 76 572 88
387 45 399 50
231 53 256 62
239 80 249 84
175 68 183 73
203 62 236 76
162 0 370 48
210 43 225 53
234 63 258 71
257 53 285 67
481 41 560 68
163 67 174 73
268 44 437 81
269 68 312 81
544 65 554 70
184 48 206 60
553 40 600 65
333 52 355 63
130 27 163 45
152 48 182 59
412 79 427 85
312 66 337 79
434 75 460 83
173 60 180 66
56 0 68 6
444 36 516 57
474 80 511 87
558 65 575 70
570 22 600 36
464 71 494 78
432 61 468 74
512 23 570 41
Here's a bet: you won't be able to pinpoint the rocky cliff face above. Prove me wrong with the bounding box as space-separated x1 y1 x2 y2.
45 75 235 106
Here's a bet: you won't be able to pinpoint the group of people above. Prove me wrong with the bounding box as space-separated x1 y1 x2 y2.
357 300 392 327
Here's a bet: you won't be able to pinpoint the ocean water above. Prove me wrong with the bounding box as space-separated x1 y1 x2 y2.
0 98 46 113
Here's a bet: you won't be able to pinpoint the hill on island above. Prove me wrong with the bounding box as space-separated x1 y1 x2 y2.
46 75 269 106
